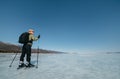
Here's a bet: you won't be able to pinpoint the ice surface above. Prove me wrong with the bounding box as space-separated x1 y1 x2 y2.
0 53 120 79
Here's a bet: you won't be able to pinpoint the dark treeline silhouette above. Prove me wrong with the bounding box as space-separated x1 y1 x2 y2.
0 41 63 54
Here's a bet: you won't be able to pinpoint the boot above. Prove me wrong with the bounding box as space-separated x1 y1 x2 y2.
18 61 25 67
26 62 35 67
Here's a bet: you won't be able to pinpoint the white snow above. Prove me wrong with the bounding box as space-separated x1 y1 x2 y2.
0 53 120 79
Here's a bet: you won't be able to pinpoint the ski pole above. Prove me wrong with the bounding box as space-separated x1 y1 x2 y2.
9 52 18 67
9 45 22 67
36 34 40 68
36 46 39 68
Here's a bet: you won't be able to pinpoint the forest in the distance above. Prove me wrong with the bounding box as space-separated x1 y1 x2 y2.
0 41 63 54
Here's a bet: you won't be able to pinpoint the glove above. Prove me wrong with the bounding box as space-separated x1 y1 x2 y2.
38 35 40 39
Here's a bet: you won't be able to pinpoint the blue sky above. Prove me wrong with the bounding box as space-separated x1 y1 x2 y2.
0 0 120 53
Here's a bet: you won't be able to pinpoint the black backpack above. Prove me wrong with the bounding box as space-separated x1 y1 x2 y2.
18 32 29 44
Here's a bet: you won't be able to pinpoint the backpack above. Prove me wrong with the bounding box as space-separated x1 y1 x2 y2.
18 32 29 44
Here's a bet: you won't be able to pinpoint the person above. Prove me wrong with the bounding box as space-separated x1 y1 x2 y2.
19 29 40 67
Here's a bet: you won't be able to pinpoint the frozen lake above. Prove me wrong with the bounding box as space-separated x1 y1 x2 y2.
0 53 120 79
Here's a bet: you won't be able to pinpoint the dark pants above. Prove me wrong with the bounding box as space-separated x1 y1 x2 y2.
20 44 31 63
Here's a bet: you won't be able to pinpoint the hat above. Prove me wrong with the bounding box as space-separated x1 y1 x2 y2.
28 29 34 32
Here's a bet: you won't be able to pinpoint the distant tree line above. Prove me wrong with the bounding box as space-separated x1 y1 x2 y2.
0 41 63 54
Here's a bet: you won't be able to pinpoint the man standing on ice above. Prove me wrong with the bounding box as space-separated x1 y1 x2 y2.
19 29 40 68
